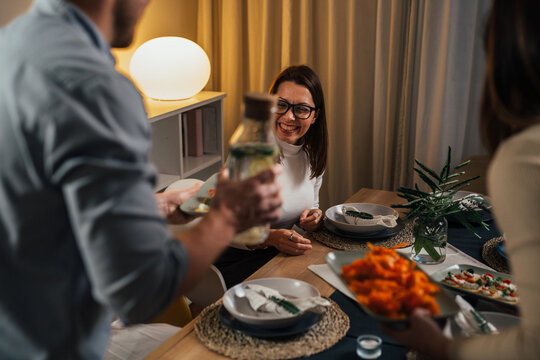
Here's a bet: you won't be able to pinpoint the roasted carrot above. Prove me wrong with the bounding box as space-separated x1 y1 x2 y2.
342 243 440 318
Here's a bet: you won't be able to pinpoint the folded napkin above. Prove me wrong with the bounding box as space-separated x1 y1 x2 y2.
457 193 490 212
341 206 397 228
243 284 331 315
454 295 498 336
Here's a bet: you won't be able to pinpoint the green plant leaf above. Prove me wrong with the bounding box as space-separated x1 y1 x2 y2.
454 159 471 170
399 198 425 207
453 213 481 238
446 176 480 191
446 172 464 180
439 179 460 188
415 235 441 261
439 163 449 182
440 146 452 180
414 236 424 255
390 146 489 238
398 187 429 197
414 168 442 191
415 159 441 182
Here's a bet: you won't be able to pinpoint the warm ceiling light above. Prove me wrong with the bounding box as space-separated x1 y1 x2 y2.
129 36 211 100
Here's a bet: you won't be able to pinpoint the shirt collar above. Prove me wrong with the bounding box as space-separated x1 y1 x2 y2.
34 0 115 64
275 135 304 156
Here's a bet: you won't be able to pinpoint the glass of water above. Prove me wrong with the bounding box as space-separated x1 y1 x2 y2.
356 334 382 359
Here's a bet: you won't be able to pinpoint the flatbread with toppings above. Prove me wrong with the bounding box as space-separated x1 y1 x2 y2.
443 268 518 304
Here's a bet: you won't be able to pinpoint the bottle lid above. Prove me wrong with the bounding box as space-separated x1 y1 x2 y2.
244 92 277 120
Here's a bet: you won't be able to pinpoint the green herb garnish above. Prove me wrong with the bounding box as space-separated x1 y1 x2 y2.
269 296 300 315
345 210 374 219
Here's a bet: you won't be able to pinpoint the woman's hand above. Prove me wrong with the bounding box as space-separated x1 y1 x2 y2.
155 183 200 224
299 208 323 231
381 308 450 360
264 229 312 255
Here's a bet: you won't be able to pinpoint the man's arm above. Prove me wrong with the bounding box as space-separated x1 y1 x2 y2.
176 167 282 293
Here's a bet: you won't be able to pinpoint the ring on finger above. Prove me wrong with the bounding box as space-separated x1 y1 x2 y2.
288 233 294 241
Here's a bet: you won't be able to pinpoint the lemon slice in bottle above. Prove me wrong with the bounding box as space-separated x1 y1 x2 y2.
248 156 274 176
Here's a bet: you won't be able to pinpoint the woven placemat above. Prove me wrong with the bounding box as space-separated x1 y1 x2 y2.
481 236 510 274
195 299 349 360
305 219 413 250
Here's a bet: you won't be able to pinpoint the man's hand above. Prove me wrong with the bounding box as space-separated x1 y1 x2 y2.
381 308 450 360
155 183 200 224
210 165 282 233
175 165 282 293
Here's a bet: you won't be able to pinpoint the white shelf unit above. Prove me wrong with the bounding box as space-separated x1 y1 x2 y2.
146 91 226 191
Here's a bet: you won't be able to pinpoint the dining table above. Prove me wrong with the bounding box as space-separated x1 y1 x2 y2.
147 188 507 360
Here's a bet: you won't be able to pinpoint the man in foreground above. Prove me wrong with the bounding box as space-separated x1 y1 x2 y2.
0 0 282 358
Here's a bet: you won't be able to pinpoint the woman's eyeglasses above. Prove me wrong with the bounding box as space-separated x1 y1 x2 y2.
275 100 316 120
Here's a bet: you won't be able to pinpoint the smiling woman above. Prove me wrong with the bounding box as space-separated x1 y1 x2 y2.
214 65 329 288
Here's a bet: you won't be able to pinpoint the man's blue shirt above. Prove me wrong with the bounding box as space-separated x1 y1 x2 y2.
0 1 188 358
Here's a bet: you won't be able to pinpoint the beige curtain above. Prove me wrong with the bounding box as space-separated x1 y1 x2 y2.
373 0 491 191
196 0 490 211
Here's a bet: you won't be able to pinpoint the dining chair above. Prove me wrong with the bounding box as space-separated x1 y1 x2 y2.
149 295 193 328
151 179 226 324
185 265 227 308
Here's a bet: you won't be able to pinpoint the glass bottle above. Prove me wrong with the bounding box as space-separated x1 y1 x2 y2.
228 92 279 246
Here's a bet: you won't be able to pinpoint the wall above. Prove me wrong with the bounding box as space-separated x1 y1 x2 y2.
113 0 198 78
0 0 198 79
0 0 33 27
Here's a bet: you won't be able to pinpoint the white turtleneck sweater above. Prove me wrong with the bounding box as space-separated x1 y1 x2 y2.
271 137 324 230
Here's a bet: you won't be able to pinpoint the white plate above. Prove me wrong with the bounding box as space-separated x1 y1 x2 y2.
222 278 320 329
325 203 399 234
453 190 492 211
430 264 518 307
165 178 203 192
179 173 218 216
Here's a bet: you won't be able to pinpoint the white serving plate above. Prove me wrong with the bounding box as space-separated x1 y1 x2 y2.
165 178 204 192
179 173 217 216
452 190 492 211
326 249 459 324
430 264 518 307
325 203 399 234
222 278 320 329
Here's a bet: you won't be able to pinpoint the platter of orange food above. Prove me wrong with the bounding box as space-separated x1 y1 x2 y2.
326 244 459 323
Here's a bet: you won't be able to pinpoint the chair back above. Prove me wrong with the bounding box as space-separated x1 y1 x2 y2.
185 265 227 307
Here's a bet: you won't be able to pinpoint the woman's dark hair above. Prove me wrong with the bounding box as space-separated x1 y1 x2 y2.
481 0 540 153
268 65 328 178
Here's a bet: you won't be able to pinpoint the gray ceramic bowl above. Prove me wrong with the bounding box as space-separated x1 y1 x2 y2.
222 278 320 329
325 203 399 234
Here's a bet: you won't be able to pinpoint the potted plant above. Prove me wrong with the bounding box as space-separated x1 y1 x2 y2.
392 147 490 264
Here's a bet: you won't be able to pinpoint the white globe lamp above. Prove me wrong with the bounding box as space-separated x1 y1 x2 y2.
129 36 211 100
